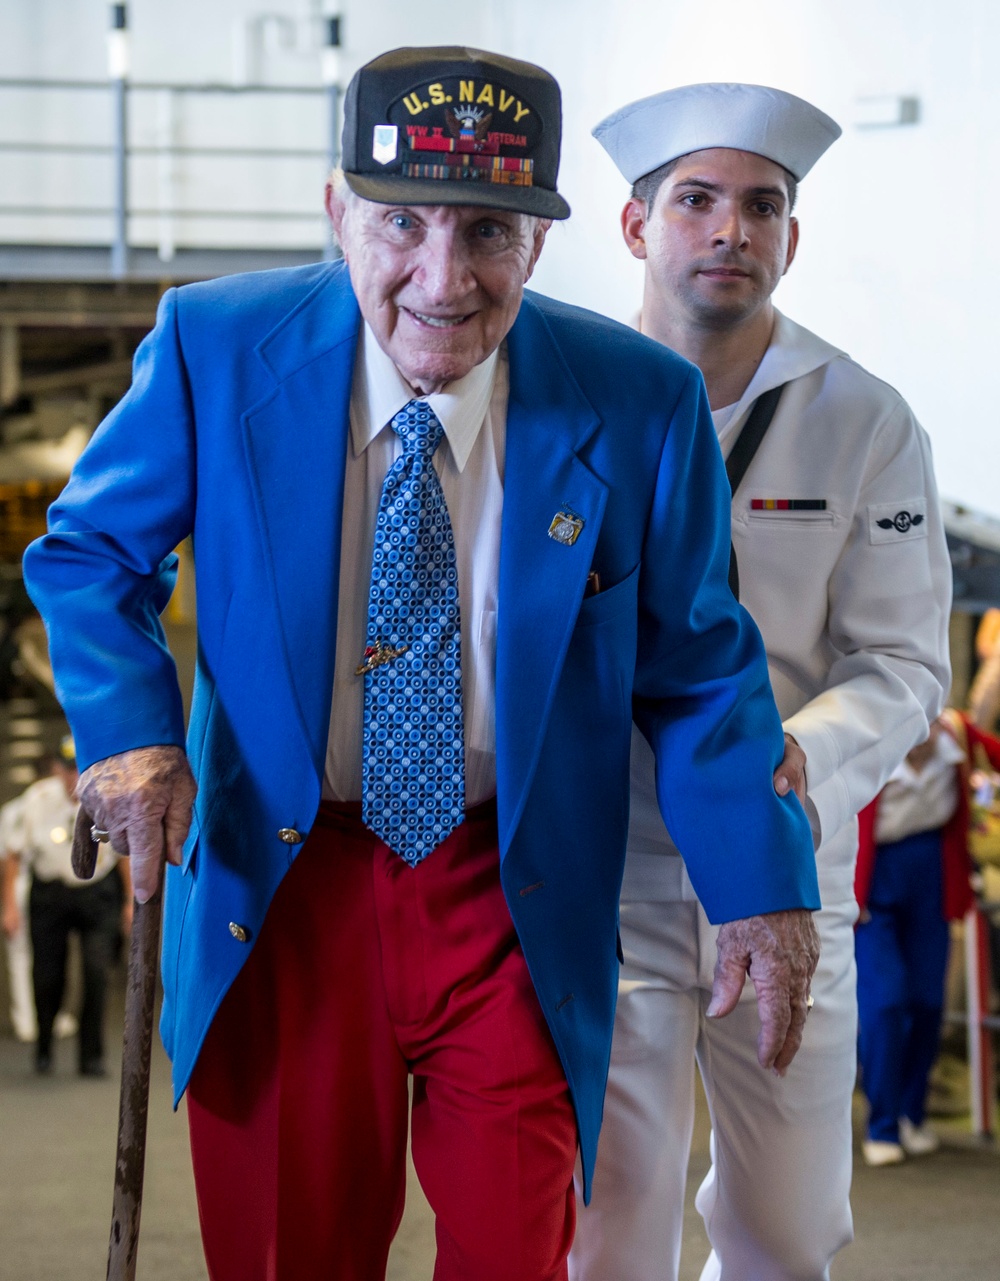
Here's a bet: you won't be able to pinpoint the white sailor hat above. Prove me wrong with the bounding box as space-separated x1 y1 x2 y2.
593 82 841 184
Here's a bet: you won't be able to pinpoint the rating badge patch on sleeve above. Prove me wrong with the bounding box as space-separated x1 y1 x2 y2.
868 499 928 545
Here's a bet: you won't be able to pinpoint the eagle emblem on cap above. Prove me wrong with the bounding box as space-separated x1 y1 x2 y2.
446 105 493 146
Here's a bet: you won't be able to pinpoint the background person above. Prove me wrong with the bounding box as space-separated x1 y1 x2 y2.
572 83 952 1281
965 610 1000 990
1 758 80 1045
0 738 131 1074
1 788 35 1042
23 48 820 1281
855 711 1000 1165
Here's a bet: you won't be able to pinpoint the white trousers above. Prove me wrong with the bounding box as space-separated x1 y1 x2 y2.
570 893 858 1281
5 864 36 1041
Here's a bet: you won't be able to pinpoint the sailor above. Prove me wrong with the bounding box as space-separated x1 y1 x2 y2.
572 82 952 1281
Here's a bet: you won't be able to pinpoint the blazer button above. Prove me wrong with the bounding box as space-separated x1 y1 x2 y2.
229 922 250 943
277 828 303 844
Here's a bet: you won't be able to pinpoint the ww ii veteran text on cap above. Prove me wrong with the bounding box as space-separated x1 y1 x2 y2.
593 82 841 185
341 46 571 220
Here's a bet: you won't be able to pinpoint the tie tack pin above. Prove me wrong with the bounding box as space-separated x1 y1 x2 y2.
548 510 584 546
356 638 409 676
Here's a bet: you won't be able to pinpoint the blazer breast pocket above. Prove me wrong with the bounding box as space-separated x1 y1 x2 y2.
575 563 640 629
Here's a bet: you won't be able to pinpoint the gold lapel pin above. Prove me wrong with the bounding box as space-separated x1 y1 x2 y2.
548 510 585 546
356 639 409 676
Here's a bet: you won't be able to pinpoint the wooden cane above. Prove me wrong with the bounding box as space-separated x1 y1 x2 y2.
73 810 162 1281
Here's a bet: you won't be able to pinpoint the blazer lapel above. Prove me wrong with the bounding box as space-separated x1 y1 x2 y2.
496 298 608 855
242 267 361 769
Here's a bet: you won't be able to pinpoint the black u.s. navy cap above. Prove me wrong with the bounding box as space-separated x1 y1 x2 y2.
341 46 571 219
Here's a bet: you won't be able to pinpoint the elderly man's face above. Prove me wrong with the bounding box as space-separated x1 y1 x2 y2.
623 148 798 330
327 189 548 394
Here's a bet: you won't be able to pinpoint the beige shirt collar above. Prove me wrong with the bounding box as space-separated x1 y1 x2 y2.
351 322 498 473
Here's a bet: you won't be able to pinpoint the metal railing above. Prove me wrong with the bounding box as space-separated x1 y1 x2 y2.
0 75 341 277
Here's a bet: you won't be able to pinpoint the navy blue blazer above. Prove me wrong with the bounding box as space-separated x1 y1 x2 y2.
23 262 818 1197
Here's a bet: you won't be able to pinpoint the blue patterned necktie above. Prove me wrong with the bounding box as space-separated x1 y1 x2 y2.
360 399 466 865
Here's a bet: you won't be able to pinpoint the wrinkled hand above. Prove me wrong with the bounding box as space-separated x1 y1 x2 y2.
773 733 807 803
73 745 197 904
707 909 820 1075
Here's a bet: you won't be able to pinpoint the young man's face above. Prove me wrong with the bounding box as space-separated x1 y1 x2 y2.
327 189 548 395
622 147 799 331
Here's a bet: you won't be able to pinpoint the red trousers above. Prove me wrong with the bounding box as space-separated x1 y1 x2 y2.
187 801 577 1281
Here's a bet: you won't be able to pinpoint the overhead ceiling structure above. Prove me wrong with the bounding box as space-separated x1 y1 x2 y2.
0 280 161 563
0 280 158 410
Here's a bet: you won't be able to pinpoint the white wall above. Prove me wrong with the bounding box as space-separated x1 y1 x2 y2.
506 0 1000 521
2 0 997 516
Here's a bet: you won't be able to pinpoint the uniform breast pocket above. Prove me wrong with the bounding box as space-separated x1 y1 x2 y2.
576 563 640 629
745 510 836 530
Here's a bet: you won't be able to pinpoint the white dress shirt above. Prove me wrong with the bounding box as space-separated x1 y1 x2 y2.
323 323 507 806
874 731 965 845
10 776 117 886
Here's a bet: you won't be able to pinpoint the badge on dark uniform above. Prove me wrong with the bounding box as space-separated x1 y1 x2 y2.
340 47 571 220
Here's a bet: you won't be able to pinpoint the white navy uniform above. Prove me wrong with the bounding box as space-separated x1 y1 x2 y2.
572 311 952 1281
1 795 35 1041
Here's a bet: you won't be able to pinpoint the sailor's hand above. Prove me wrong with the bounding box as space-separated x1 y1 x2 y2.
707 908 820 1074
74 746 197 904
773 734 807 803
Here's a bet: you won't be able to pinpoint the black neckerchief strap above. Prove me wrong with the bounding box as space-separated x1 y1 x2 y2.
724 382 787 598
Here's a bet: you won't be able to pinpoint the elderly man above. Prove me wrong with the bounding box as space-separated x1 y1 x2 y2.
25 52 819 1281
571 84 952 1281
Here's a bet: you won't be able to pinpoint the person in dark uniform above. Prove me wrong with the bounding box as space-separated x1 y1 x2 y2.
0 737 131 1074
